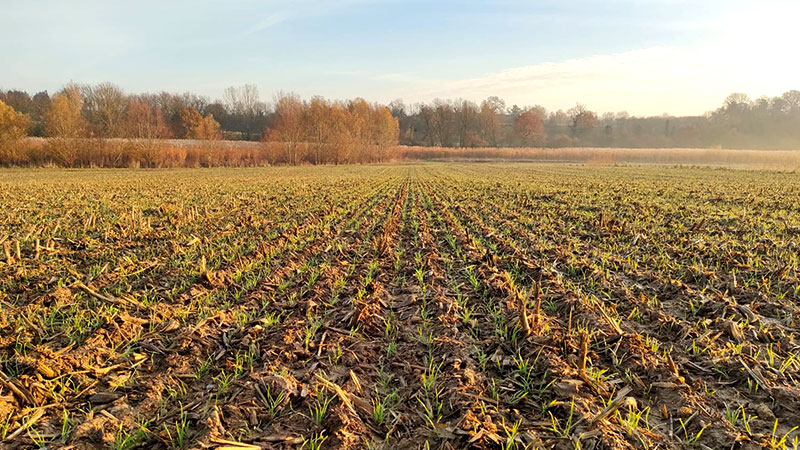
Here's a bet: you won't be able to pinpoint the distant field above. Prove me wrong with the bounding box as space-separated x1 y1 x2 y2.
1 164 799 449
18 137 800 169
397 146 800 169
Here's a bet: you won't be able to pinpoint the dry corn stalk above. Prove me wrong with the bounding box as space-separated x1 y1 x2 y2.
518 288 531 335
3 241 13 264
578 330 589 379
532 279 542 324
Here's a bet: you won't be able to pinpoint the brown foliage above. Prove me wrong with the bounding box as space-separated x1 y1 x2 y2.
123 100 171 140
174 108 222 140
44 85 92 167
269 93 306 164
0 99 31 164
264 94 398 164
514 111 545 147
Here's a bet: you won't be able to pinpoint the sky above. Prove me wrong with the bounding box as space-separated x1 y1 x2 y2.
2 0 799 116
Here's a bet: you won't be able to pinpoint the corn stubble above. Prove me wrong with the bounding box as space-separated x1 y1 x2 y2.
0 164 799 450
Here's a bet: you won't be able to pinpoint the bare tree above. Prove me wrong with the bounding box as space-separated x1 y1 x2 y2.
432 99 457 147
418 104 437 146
568 104 598 139
305 96 330 164
224 84 265 140
270 92 305 164
122 99 172 167
479 97 504 146
124 99 171 140
455 100 480 147
82 82 126 137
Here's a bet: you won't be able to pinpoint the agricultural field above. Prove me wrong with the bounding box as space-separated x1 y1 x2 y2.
1 164 800 450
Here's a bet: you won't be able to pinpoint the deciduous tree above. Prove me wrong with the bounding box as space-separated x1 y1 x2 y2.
198 114 222 140
514 110 545 146
479 97 505 146
0 100 30 163
568 104 598 139
82 82 126 137
174 107 221 140
45 84 90 166
270 92 306 164
224 84 266 140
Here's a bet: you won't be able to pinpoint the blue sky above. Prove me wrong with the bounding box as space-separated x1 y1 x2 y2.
3 0 798 116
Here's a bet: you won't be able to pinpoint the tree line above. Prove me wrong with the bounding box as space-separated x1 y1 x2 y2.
390 92 800 149
1 82 799 167
0 83 398 166
0 83 259 141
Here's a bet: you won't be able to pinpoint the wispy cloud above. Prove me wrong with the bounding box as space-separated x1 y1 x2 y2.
245 12 291 34
420 47 678 94
243 0 381 35
389 47 698 114
387 32 799 116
